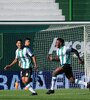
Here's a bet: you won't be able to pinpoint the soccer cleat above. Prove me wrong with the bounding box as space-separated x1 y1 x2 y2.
31 93 38 96
46 90 55 94
87 82 90 90
37 76 43 86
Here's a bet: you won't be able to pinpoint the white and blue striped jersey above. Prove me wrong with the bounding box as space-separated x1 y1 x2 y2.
56 46 72 66
15 47 33 69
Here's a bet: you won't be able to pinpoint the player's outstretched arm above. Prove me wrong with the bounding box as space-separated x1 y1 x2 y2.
4 58 18 70
71 48 84 64
47 54 60 62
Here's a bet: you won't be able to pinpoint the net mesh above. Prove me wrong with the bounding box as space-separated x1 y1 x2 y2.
33 25 84 73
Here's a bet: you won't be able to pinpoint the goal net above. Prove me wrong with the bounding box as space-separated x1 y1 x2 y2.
0 23 87 89
33 24 85 88
33 24 84 72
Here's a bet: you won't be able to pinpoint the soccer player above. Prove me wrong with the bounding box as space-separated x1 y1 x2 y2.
24 38 43 87
4 39 37 95
46 38 90 94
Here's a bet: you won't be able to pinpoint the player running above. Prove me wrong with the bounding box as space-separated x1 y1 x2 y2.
24 38 43 87
46 38 90 94
4 39 38 95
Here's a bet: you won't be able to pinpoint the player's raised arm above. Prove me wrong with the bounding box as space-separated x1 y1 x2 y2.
71 48 84 64
4 39 22 70
4 58 18 70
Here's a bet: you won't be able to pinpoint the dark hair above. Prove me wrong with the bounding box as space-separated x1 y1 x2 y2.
57 38 64 46
16 39 22 43
25 38 30 41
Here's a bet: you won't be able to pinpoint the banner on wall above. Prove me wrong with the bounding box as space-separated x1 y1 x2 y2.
0 71 85 90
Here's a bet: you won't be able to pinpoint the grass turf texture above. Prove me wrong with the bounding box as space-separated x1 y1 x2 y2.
0 89 90 100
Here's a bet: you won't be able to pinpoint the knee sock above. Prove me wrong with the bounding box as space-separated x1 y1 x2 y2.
24 82 36 93
75 79 87 86
50 77 56 90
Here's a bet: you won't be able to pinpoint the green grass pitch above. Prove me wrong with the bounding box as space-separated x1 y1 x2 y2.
0 89 90 100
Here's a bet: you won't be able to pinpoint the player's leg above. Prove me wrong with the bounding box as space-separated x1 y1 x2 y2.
50 67 64 90
24 77 29 90
46 67 64 94
15 69 25 90
64 64 75 83
69 76 90 89
24 76 37 95
24 76 32 90
23 69 37 95
22 77 26 83
15 77 26 90
15 81 20 90
64 64 90 89
33 70 43 86
37 75 43 86
21 69 27 87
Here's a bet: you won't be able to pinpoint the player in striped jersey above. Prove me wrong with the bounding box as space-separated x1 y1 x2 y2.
4 39 37 95
24 38 43 87
46 38 90 94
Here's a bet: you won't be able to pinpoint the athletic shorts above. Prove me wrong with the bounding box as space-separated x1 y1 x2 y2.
20 68 32 78
62 64 73 79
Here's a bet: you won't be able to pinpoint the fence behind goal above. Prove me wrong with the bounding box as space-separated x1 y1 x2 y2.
0 24 86 89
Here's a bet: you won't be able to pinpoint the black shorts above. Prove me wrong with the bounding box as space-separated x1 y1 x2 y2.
20 68 32 78
62 64 73 79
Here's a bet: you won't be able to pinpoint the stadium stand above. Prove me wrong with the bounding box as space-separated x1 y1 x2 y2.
56 0 90 21
73 0 90 21
56 0 69 21
0 0 65 21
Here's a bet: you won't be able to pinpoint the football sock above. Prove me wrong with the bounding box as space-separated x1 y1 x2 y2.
75 79 87 86
50 77 56 90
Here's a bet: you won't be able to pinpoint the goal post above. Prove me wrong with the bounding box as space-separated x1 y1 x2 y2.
84 25 90 81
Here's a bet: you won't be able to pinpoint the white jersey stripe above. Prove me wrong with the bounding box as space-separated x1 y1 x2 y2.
63 46 66 64
15 47 33 69
56 46 71 66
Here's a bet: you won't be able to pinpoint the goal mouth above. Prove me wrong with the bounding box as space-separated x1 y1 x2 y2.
0 22 90 89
